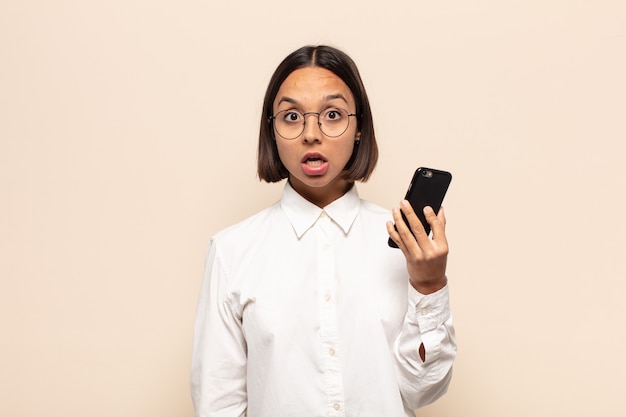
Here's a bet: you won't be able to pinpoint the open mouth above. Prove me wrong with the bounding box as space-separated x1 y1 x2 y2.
301 153 327 165
305 157 324 167
301 153 329 175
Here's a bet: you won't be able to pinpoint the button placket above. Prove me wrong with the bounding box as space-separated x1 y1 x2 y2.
316 212 345 416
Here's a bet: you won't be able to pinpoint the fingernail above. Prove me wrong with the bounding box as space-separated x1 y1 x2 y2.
401 200 409 208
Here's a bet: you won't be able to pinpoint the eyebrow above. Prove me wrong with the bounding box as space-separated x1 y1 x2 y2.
276 93 350 107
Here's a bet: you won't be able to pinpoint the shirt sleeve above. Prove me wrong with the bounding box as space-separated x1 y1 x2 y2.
393 282 457 410
190 239 248 417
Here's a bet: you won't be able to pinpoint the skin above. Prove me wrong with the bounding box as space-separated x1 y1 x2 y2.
273 67 360 208
387 203 449 361
273 66 449 298
387 203 449 295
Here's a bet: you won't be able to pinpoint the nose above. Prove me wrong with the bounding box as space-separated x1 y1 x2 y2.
302 112 322 143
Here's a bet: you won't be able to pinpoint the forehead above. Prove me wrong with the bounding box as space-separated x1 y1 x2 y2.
274 67 354 106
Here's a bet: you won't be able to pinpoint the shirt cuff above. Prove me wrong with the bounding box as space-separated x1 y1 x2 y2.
407 282 451 333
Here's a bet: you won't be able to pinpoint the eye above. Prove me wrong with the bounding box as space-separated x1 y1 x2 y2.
322 108 345 122
282 111 302 123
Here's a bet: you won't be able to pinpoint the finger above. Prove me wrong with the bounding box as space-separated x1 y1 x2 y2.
426 206 448 245
391 205 421 253
399 200 427 235
400 200 429 246
387 217 413 260
386 220 406 251
437 205 447 227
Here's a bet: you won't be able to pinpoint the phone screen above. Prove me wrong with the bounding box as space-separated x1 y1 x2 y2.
388 167 452 248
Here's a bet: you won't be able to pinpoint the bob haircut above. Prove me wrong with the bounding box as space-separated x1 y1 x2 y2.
258 45 378 183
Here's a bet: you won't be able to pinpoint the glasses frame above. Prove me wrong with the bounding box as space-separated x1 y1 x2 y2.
270 108 357 140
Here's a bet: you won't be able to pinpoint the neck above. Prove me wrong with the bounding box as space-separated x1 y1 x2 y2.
289 178 354 208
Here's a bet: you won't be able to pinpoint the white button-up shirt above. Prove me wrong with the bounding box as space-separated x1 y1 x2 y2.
191 182 456 417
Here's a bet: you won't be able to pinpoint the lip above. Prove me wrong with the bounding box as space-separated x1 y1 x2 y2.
300 152 328 164
300 152 329 176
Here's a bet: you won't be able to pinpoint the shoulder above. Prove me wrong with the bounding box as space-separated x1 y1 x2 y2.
212 202 282 246
206 200 294 281
359 198 392 219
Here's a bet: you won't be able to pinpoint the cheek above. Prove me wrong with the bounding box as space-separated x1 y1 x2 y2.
275 142 296 166
339 134 358 156
342 140 356 155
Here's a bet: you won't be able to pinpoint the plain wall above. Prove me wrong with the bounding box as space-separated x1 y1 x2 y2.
1 1 625 416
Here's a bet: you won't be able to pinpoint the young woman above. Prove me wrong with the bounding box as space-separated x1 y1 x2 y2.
191 45 456 417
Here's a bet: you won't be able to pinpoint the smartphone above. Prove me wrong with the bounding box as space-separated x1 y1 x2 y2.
388 167 452 248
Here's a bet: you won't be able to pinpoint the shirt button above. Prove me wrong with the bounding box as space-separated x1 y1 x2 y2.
324 293 331 302
333 403 340 411
329 348 336 356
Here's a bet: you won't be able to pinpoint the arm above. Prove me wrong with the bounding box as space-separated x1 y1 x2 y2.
387 201 457 408
191 240 248 417
393 284 456 409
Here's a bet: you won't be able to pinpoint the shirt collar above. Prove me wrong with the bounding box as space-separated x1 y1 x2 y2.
280 181 361 238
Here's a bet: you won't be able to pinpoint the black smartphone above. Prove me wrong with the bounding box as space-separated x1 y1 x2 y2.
388 167 452 248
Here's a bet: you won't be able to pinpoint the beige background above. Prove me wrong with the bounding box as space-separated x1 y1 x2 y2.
2 1 625 416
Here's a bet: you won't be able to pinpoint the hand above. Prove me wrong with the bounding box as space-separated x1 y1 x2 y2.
386 200 449 294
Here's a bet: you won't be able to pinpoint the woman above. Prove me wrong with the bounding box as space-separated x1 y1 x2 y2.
191 45 456 417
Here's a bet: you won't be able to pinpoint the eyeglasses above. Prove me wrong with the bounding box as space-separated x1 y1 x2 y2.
270 108 357 140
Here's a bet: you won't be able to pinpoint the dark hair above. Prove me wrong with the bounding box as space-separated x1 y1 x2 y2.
257 45 378 183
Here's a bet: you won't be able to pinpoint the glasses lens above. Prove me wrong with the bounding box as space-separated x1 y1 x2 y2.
273 108 351 139
319 108 350 137
273 110 304 139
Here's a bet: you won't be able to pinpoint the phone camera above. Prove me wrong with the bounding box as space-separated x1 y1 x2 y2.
422 170 433 178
